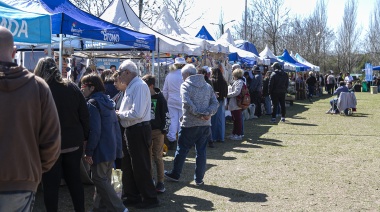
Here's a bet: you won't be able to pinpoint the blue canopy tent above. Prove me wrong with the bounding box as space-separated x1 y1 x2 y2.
4 0 156 51
373 66 380 71
0 1 51 44
229 40 259 67
234 40 259 56
195 26 215 41
277 49 311 72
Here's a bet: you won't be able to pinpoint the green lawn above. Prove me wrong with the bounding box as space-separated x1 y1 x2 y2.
33 92 380 211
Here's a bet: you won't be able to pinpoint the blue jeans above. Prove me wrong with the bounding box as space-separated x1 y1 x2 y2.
0 191 35 212
264 95 272 114
211 100 225 141
171 126 210 183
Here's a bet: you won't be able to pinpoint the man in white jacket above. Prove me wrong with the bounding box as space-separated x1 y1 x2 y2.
162 57 186 150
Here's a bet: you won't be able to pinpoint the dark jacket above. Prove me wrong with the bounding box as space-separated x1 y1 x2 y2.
269 69 289 94
250 72 263 92
262 77 270 96
49 80 89 149
104 82 118 98
86 92 122 165
306 76 317 87
0 62 60 192
210 77 228 101
150 88 170 134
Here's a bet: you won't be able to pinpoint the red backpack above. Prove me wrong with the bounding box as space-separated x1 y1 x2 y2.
236 82 251 109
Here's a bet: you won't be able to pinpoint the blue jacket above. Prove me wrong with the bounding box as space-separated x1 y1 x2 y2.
86 92 122 165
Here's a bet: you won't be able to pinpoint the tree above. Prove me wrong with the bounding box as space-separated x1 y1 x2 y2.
335 0 362 73
251 0 290 55
366 0 380 65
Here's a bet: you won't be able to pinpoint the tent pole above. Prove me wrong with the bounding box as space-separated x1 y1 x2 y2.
59 34 63 73
48 45 52 57
152 50 155 76
157 38 160 88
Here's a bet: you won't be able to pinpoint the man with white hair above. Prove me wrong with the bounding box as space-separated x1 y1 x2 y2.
0 26 61 211
116 60 159 209
164 64 219 186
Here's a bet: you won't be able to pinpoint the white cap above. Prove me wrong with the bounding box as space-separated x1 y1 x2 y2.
98 65 106 70
174 57 186 65
202 66 211 73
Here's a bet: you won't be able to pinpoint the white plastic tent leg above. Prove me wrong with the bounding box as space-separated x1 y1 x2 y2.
152 50 155 76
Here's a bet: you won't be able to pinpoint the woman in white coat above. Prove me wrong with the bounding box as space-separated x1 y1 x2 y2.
162 57 186 150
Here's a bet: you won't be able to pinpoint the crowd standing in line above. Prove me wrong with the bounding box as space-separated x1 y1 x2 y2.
2 24 360 211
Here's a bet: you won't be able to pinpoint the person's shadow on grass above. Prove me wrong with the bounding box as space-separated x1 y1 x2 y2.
189 184 268 203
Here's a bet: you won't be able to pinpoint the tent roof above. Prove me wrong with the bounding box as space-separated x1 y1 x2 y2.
295 53 320 71
234 40 259 56
100 0 201 55
0 1 51 44
4 0 156 51
195 26 215 41
259 45 282 64
277 49 311 72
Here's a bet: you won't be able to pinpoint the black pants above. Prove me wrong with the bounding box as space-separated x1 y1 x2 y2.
251 91 262 116
327 84 334 94
271 92 286 119
124 124 158 203
42 147 84 212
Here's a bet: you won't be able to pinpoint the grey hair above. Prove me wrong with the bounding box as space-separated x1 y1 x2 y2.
181 64 197 76
119 60 138 75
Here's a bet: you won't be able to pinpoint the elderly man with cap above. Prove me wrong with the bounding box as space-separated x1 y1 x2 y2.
0 26 61 211
326 70 336 95
269 62 289 123
162 57 186 150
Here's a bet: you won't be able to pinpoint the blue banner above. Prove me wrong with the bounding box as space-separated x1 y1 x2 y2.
365 63 373 81
95 58 120 69
0 2 51 44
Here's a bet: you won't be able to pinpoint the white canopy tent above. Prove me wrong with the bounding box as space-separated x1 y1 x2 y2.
295 53 320 71
215 29 257 60
100 0 202 56
152 6 229 54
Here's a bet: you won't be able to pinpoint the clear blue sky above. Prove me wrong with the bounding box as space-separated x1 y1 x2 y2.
185 0 376 40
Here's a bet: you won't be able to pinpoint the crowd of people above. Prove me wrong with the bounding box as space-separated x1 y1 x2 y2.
0 25 339 211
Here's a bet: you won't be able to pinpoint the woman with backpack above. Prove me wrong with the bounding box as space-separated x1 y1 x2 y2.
227 68 246 141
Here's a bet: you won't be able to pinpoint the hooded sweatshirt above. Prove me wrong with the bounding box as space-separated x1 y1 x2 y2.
86 92 122 165
0 61 61 192
180 74 219 128
150 88 171 134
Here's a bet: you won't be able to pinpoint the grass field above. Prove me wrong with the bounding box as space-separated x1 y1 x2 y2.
33 92 380 211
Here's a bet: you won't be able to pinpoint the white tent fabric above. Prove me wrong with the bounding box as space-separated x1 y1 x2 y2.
215 29 257 59
152 6 229 54
259 44 277 59
100 0 202 55
258 45 295 71
295 53 320 71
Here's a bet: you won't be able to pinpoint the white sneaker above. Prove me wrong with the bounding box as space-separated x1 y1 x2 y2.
252 115 259 119
280 117 285 122
230 135 242 141
228 134 236 139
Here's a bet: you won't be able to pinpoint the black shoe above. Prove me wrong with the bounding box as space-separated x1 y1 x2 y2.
156 182 166 193
168 141 176 150
164 171 179 182
208 141 215 148
135 199 159 209
123 198 142 207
